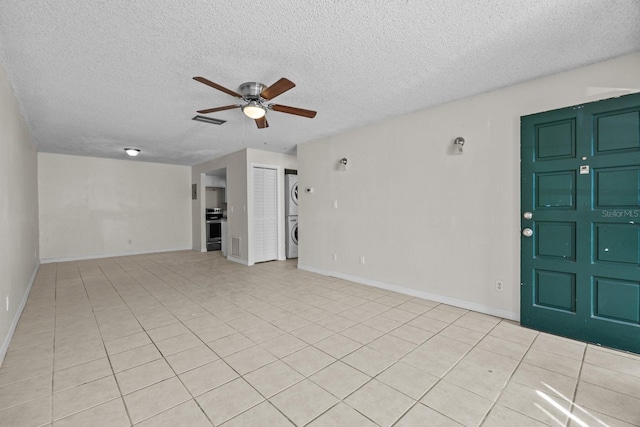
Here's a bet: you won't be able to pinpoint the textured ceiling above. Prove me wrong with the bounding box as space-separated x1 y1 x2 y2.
1 1 639 166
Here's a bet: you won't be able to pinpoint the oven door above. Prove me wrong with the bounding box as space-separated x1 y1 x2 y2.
207 221 222 251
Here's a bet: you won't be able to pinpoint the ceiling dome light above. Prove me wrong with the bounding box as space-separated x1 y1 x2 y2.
242 101 266 119
125 148 140 157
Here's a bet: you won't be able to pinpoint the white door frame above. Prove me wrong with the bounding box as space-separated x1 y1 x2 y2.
198 172 207 252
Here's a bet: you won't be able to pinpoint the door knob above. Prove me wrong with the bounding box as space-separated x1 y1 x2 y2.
522 228 533 237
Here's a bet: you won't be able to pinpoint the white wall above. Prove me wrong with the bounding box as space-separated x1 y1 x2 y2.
205 188 224 209
38 153 192 261
192 149 247 256
298 53 640 320
192 148 297 264
0 63 39 365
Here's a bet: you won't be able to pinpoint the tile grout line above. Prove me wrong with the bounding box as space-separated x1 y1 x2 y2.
60 259 163 424
393 316 512 426
91 258 152 427
53 260 135 426
564 344 588 427
17 253 639 427
101 256 216 426
139 253 386 426
475 327 539 427
222 262 402 425
114 254 321 426
266 295 490 425
294 304 494 426
566 345 640 427
12 258 471 425
132 255 301 427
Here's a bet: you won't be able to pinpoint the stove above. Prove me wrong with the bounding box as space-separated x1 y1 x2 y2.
206 208 223 251
206 208 223 221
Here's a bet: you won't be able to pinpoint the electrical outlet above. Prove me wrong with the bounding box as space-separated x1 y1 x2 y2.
495 280 504 292
332 253 338 261
359 255 366 264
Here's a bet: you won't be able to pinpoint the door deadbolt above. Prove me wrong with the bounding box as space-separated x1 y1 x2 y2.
523 212 533 220
522 228 533 237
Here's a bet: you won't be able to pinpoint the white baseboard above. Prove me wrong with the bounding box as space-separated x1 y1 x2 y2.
40 247 193 264
0 262 39 367
227 256 250 266
297 264 519 321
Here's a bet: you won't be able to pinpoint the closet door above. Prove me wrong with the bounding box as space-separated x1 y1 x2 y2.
253 166 278 263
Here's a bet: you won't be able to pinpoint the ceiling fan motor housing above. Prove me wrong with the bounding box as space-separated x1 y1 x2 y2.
239 82 267 100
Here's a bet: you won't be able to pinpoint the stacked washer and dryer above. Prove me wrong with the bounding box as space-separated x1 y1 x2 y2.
285 174 299 259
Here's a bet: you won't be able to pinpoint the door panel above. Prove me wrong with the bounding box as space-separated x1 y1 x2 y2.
535 222 576 260
521 92 640 354
594 224 639 265
596 110 640 152
536 119 576 159
534 270 576 313
593 277 640 323
536 172 576 208
595 167 640 207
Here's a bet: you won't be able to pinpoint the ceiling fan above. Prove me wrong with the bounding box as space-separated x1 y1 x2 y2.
193 77 317 129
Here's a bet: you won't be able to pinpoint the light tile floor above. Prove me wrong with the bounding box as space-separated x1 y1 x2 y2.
1 251 639 427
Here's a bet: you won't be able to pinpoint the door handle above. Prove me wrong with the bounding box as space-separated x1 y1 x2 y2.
522 228 533 237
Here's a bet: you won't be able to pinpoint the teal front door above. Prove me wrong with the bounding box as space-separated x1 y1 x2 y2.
521 93 640 354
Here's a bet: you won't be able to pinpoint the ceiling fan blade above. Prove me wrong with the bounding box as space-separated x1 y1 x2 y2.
270 104 317 118
260 78 295 100
196 105 241 114
193 77 242 98
255 116 269 129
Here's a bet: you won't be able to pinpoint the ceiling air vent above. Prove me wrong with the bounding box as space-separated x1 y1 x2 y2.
192 115 226 125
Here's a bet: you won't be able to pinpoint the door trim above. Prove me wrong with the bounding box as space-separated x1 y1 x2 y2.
520 93 640 353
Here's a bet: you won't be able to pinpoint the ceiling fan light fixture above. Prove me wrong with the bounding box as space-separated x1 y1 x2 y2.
194 77 317 129
242 101 266 119
124 148 140 157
